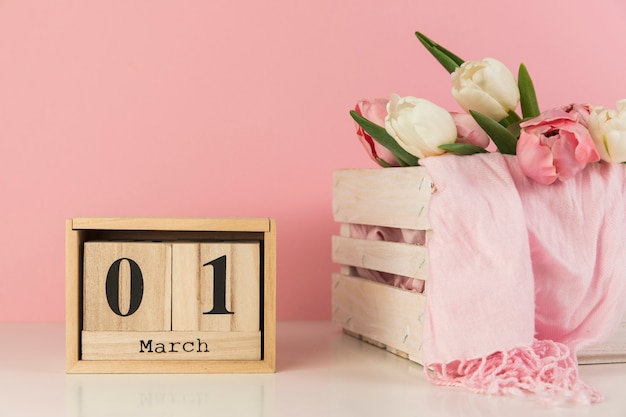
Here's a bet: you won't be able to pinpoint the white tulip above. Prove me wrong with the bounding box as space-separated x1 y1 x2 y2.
384 94 457 159
451 58 520 121
589 100 626 163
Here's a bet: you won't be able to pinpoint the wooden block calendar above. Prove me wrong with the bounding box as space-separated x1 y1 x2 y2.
65 218 276 373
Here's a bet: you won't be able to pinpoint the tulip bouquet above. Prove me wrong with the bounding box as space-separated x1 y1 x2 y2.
352 32 626 185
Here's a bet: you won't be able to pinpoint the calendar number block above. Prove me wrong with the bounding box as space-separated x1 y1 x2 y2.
172 242 260 332
83 242 172 331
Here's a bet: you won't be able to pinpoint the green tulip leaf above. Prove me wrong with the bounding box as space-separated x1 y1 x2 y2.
415 32 464 73
375 157 393 168
349 110 420 166
438 143 489 155
506 120 522 139
498 110 522 128
518 63 540 119
470 110 518 155
415 32 464 65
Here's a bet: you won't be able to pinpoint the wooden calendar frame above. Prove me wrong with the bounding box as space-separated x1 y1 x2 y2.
65 217 276 374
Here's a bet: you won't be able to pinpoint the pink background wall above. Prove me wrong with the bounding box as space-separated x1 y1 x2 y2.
1 1 625 322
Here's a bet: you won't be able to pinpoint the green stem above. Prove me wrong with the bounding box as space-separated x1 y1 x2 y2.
507 110 522 122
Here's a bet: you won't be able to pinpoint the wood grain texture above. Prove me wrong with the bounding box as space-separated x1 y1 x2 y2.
83 242 172 331
82 330 261 361
332 273 426 364
73 217 271 232
171 242 260 332
332 235 429 280
66 357 274 374
261 218 277 372
65 220 83 371
67 217 276 373
333 167 433 230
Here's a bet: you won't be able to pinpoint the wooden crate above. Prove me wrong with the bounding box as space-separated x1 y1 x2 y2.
66 217 276 373
332 167 626 365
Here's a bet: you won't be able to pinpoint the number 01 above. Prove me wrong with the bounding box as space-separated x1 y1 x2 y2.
105 255 234 317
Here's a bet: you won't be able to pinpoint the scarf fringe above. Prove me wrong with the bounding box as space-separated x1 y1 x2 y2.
425 339 603 405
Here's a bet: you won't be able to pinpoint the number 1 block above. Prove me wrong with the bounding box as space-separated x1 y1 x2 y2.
171 242 260 332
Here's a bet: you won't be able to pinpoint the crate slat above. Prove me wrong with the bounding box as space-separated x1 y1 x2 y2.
332 273 425 364
332 236 429 280
333 168 432 230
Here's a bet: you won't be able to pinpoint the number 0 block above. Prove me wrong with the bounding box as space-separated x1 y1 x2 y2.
66 218 276 374
83 242 172 331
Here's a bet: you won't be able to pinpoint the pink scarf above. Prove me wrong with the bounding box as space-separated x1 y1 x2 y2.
419 153 626 404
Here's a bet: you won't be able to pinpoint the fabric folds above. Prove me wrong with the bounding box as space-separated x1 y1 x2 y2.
419 153 626 404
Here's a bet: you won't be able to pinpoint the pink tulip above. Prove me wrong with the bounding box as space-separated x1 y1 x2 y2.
566 103 592 126
354 99 400 166
451 112 491 149
517 104 600 184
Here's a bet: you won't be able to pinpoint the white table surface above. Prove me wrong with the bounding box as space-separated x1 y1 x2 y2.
1 321 626 416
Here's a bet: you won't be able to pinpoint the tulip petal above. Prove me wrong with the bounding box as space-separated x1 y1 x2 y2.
355 99 400 166
517 132 558 184
453 87 508 121
604 130 626 162
451 112 491 148
384 95 457 159
480 61 520 113
590 100 626 162
550 131 584 181
520 108 576 129
350 110 420 166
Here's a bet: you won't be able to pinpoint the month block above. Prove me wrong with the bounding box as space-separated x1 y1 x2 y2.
81 331 261 361
66 218 276 374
